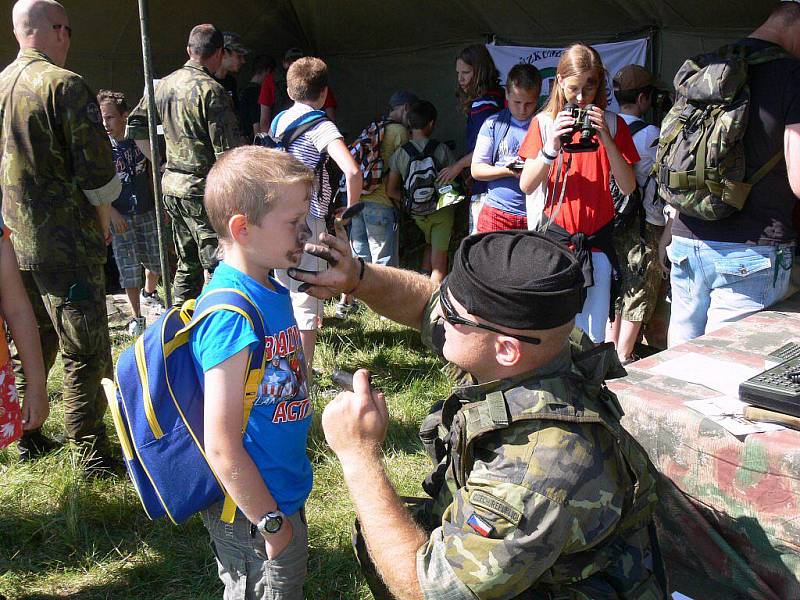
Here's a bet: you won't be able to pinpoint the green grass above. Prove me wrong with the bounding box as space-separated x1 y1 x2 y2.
0 304 453 599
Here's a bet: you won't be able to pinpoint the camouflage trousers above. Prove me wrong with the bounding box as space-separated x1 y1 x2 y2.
613 218 665 323
13 266 112 444
163 194 219 306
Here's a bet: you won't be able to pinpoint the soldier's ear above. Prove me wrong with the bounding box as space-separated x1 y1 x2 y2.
495 336 522 367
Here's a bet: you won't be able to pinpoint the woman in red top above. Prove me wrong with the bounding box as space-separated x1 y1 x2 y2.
519 43 639 342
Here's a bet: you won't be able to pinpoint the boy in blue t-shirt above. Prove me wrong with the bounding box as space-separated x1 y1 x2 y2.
98 90 162 337
471 64 542 232
191 146 315 599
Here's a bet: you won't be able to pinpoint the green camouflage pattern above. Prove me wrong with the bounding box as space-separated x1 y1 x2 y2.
613 219 665 322
404 299 667 600
653 44 787 221
0 49 118 269
608 293 800 600
13 266 111 443
163 194 219 304
126 60 242 198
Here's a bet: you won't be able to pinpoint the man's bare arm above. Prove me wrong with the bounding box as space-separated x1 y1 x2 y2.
289 221 435 330
785 123 800 199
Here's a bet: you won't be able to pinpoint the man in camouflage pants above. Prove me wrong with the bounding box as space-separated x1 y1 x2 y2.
292 227 667 600
0 0 122 466
126 24 242 306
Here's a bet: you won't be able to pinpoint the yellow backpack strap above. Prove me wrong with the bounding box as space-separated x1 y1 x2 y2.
220 303 268 524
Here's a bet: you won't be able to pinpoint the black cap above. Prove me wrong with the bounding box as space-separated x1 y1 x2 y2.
388 90 418 108
447 231 584 330
223 31 249 55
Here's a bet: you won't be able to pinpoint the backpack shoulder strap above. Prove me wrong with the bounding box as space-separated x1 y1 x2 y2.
604 111 618 138
275 110 328 148
491 109 513 163
627 119 649 138
422 140 444 171
402 140 422 161
184 287 268 524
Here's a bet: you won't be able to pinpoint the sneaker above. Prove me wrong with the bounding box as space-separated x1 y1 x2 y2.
140 289 163 310
18 430 62 462
334 300 360 319
127 316 146 337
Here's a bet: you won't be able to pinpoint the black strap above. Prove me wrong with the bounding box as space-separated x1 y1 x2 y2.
627 119 648 138
275 112 328 149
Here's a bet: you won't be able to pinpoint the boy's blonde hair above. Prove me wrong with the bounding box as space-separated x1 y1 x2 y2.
204 147 314 241
287 57 328 103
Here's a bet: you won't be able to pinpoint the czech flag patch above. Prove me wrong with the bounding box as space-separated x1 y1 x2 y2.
466 512 494 537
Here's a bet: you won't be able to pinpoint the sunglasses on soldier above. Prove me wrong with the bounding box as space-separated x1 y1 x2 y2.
438 283 541 345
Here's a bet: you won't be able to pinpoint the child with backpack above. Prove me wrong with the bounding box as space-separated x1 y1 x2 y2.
268 57 361 373
387 100 458 284
192 147 315 599
334 90 417 318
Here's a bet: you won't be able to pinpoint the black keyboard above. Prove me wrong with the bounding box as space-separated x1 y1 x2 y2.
739 356 800 418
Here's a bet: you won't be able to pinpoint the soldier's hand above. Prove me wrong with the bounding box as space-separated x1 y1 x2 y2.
288 219 359 300
322 369 388 461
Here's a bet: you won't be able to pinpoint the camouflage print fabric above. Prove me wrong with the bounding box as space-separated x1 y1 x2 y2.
13 266 111 444
162 194 219 305
354 295 666 600
0 49 120 270
126 59 242 199
608 294 800 600
654 44 787 221
613 218 665 322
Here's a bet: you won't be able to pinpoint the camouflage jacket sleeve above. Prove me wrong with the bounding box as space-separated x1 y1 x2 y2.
420 289 445 357
205 87 242 156
59 74 120 205
416 420 628 599
125 94 151 141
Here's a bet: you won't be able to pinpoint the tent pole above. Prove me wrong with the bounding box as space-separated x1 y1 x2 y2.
136 0 172 307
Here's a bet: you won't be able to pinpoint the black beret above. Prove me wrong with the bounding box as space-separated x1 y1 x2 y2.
447 230 584 330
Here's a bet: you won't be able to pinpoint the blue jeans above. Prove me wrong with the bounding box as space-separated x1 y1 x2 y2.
667 236 795 347
349 202 398 267
575 251 612 343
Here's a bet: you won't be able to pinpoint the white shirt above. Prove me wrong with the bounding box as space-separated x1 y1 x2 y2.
619 113 664 226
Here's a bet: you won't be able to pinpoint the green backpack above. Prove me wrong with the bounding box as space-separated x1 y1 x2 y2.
653 43 787 221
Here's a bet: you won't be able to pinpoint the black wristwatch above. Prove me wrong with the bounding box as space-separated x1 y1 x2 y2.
256 510 284 535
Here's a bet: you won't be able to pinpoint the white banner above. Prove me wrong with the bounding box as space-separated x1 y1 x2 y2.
486 38 649 113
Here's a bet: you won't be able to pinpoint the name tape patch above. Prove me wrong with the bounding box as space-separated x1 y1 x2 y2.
470 490 522 526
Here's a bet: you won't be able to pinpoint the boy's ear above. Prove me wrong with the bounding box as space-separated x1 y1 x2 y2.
228 214 248 243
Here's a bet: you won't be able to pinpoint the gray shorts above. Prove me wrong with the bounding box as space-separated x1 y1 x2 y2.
110 210 161 289
201 501 308 600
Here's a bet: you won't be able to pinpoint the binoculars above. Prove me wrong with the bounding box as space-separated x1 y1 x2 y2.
559 103 599 153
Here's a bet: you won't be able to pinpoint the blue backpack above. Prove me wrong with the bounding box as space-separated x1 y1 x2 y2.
105 288 266 524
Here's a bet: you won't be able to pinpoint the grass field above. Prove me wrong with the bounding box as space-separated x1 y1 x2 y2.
0 303 452 600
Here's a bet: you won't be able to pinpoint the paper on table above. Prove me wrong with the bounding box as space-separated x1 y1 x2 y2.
685 397 784 436
650 353 762 397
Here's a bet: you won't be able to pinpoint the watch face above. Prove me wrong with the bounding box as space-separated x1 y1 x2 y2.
263 514 283 534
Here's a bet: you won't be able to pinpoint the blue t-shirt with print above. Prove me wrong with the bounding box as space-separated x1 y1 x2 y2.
111 137 155 215
472 110 532 216
190 262 312 516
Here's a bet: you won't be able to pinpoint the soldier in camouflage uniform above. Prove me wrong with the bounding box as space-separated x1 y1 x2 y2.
126 24 242 306
292 228 667 599
0 0 122 464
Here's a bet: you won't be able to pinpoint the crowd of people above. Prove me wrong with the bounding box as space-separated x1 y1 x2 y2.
0 0 799 599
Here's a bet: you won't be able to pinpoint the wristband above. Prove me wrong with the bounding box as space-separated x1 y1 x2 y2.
540 148 558 164
345 257 365 295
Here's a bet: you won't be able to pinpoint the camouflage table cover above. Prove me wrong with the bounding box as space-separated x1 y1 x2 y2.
608 293 800 600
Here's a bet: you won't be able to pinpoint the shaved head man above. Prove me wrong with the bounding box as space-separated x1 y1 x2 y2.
1 0 122 470
12 0 71 67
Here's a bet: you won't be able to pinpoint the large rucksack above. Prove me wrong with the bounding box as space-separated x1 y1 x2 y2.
401 140 443 216
653 43 787 221
611 119 650 233
105 289 266 524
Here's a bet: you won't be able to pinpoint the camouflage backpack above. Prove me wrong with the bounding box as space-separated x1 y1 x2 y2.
653 43 787 220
